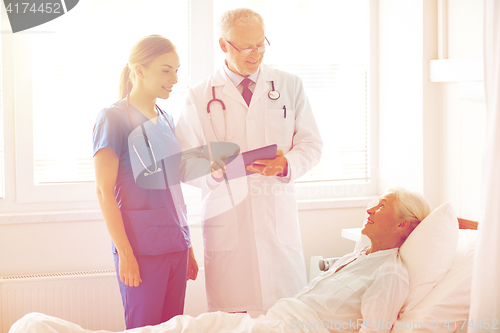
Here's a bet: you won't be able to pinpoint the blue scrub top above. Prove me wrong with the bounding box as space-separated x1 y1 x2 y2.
93 99 190 255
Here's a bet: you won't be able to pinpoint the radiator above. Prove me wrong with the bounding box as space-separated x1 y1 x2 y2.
0 270 125 333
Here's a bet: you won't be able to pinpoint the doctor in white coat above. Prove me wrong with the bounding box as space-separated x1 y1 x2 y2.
175 8 322 313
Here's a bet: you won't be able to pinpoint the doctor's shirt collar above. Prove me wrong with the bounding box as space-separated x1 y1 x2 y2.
223 60 260 86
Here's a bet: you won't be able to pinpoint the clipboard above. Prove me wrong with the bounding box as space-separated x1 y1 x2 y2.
225 144 278 179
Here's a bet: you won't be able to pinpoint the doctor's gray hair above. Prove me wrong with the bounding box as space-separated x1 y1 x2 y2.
388 187 431 227
118 35 176 99
218 8 265 40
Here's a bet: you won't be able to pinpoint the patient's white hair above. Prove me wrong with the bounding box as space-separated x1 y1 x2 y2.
388 187 431 227
218 8 265 40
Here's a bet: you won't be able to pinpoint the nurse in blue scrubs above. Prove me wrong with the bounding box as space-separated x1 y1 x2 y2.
92 35 198 329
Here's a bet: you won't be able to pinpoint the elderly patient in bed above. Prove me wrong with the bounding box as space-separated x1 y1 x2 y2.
10 188 431 333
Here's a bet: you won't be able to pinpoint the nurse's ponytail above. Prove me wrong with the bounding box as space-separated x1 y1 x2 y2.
118 35 176 99
119 64 132 99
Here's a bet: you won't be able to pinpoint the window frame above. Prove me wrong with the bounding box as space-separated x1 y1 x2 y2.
1 0 378 211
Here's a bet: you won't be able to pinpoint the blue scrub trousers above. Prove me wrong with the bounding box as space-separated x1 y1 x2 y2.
113 249 189 329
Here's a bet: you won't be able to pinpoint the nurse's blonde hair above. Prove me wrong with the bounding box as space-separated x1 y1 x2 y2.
118 35 176 99
218 8 265 41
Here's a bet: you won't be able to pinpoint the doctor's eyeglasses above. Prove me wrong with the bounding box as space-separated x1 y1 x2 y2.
226 37 270 55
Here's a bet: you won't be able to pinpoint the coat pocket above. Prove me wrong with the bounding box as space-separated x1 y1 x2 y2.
122 207 186 255
273 185 301 246
201 197 239 252
264 108 295 149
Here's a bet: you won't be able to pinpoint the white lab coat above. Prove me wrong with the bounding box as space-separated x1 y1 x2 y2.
175 63 323 312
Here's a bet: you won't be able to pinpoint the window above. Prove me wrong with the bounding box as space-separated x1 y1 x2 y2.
7 0 376 206
12 0 190 203
31 0 189 184
214 0 375 198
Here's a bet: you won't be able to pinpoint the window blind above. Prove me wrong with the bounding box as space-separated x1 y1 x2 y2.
268 63 369 182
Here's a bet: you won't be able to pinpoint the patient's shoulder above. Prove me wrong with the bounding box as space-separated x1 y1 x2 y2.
378 251 409 281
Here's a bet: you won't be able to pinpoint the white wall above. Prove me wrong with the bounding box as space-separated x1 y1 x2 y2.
377 0 485 220
0 207 365 276
378 0 425 196
442 0 486 220
447 0 483 59
378 0 443 209
0 220 112 276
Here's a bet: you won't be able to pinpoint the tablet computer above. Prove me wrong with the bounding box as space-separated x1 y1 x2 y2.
225 144 277 179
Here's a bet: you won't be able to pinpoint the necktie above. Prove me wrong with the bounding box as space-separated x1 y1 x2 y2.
240 78 253 106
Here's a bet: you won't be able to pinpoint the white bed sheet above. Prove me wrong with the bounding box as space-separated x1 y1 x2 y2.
9 298 325 333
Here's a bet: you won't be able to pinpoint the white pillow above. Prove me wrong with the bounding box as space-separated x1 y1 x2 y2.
393 229 477 332
399 202 459 314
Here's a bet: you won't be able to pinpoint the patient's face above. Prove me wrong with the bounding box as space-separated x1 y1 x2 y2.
362 193 405 240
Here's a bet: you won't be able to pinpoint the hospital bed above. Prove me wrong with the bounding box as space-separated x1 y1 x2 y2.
8 203 478 333
315 204 478 333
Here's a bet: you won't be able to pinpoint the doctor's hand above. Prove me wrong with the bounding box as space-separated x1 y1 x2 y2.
246 149 288 177
187 246 199 281
211 154 229 180
118 252 142 287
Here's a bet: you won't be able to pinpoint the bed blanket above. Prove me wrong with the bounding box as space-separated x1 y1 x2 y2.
9 298 326 333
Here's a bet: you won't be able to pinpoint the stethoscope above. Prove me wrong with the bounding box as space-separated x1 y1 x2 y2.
126 95 172 177
206 80 280 141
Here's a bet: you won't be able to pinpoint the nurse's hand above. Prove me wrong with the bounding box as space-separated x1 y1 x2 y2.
119 253 142 287
187 247 198 280
246 149 288 177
